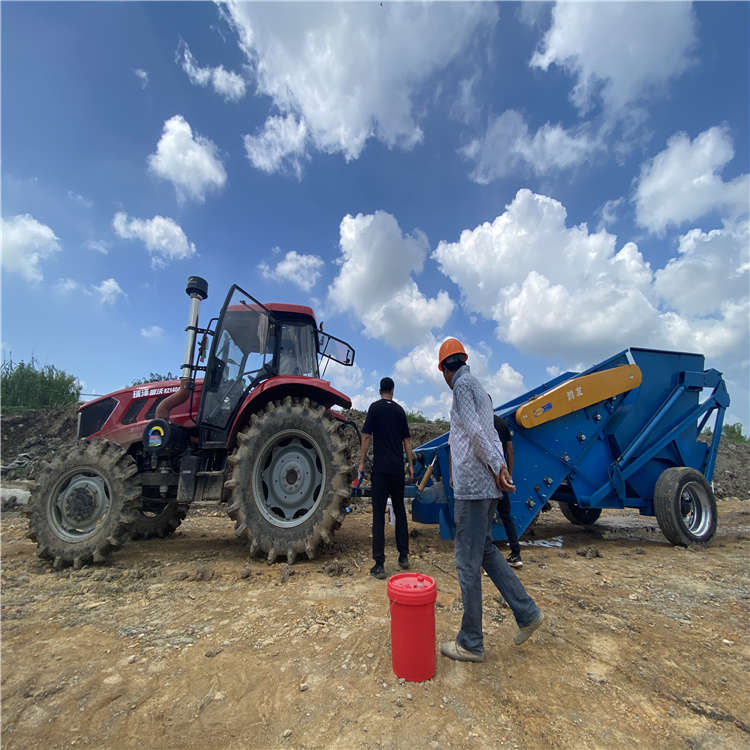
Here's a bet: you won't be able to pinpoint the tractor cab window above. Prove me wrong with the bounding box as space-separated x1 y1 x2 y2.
201 292 273 429
277 322 319 378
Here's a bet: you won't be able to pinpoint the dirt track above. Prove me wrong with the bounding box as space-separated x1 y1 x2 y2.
2 498 749 750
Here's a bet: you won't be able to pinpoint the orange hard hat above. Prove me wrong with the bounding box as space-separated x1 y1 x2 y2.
438 337 468 371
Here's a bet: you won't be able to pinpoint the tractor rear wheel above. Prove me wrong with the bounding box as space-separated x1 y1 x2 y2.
559 502 602 526
654 467 716 546
27 439 139 569
130 497 187 540
226 397 350 563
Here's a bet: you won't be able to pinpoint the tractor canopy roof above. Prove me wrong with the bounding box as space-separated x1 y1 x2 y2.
227 303 316 325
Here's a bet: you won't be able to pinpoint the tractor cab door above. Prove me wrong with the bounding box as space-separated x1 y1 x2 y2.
198 286 275 444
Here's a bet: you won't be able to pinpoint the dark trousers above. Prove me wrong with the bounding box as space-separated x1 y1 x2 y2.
371 472 408 565
497 492 521 556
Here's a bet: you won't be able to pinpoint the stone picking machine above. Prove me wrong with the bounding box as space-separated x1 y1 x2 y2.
28 276 358 569
409 347 730 548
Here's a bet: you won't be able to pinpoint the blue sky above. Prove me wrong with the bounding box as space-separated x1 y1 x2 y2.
2 1 749 428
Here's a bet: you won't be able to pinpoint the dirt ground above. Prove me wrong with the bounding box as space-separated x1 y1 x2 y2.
2 497 749 750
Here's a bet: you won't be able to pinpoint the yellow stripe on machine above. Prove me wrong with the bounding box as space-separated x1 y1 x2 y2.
515 364 642 428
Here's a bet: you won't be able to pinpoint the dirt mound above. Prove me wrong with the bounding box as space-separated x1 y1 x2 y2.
1 405 78 480
1 404 747 499
706 438 750 499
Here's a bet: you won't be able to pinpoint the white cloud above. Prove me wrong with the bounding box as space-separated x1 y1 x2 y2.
433 189 749 372
177 40 246 102
259 250 324 292
451 74 480 125
394 333 526 415
56 277 81 294
597 198 625 231
1 213 61 283
635 125 750 234
134 68 149 89
321 359 364 393
531 2 696 117
653 222 749 318
140 325 165 339
113 212 197 268
413 391 454 422
462 109 597 183
225 2 496 172
87 240 109 255
328 211 454 348
93 278 125 305
244 114 308 179
67 190 93 209
148 115 227 203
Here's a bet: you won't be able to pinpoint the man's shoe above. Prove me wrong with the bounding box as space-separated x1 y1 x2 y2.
507 553 523 568
514 611 544 645
370 564 387 580
398 555 410 570
440 640 485 663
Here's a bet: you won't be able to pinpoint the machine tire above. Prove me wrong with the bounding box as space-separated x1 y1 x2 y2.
226 397 350 563
559 502 602 526
130 500 187 540
654 467 716 546
27 439 139 569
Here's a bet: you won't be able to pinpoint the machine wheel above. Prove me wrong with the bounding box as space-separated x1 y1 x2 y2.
226 397 350 563
27 439 139 569
654 467 716 546
130 498 187 540
559 502 602 526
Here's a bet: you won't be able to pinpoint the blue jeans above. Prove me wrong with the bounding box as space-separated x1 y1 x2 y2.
454 497 540 654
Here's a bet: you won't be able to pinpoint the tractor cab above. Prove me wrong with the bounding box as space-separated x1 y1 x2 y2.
198 284 354 442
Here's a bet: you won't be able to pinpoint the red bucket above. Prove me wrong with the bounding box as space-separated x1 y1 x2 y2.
387 573 436 682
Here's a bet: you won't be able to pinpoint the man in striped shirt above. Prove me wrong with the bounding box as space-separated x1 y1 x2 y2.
438 338 544 662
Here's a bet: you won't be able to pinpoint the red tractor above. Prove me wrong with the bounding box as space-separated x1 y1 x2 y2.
28 277 358 569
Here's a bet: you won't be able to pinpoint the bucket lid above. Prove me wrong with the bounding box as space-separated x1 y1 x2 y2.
387 572 436 605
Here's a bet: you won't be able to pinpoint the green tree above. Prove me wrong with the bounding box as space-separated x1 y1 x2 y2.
1 357 81 412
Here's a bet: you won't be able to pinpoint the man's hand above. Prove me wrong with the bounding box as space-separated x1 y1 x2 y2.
357 460 365 477
494 466 515 493
407 464 414 482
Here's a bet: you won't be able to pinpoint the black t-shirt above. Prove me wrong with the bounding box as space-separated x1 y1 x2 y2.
494 415 513 445
362 399 410 475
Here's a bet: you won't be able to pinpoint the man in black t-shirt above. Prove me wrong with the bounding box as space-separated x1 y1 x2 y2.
358 377 414 580
494 414 522 568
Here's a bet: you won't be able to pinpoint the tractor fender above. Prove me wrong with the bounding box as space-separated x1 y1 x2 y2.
227 377 352 449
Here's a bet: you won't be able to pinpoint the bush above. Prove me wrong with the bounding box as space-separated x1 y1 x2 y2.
700 422 748 444
1 357 81 412
722 423 748 444
130 372 178 386
405 410 428 423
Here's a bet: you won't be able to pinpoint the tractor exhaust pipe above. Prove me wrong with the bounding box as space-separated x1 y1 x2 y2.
156 276 208 420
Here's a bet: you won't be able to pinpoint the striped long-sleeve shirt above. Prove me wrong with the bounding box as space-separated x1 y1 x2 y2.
449 364 506 500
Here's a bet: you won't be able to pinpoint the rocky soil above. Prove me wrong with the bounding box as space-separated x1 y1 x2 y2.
1 405 749 749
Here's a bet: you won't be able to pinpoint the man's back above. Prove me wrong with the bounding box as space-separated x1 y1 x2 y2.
362 398 410 475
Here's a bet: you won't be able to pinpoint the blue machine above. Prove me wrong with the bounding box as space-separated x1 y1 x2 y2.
409 347 730 547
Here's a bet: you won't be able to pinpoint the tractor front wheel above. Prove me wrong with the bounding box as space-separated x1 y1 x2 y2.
654 467 716 546
130 497 187 540
27 439 139 569
226 397 351 563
